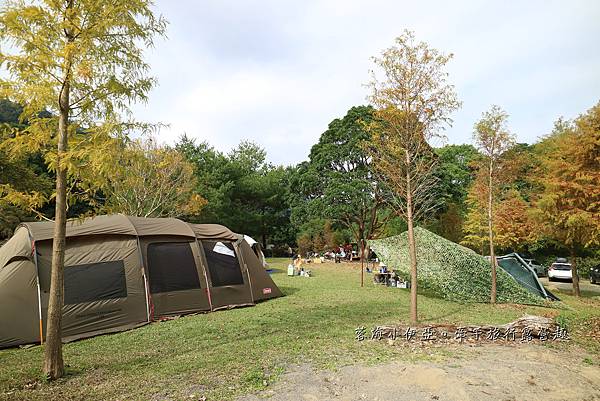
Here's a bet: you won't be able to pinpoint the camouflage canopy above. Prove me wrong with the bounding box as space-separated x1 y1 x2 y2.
370 227 554 305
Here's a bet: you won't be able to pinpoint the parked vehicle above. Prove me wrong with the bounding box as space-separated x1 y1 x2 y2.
548 260 573 281
524 258 547 277
590 264 600 285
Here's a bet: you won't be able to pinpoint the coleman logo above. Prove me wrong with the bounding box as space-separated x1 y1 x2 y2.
262 288 272 294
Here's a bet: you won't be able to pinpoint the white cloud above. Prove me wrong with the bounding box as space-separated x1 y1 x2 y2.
131 0 600 164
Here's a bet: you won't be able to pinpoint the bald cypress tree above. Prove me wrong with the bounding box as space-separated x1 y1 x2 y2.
0 0 166 379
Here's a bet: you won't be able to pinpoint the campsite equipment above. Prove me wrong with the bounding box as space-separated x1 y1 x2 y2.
0 215 282 348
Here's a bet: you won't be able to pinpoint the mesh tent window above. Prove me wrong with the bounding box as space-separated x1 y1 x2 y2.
64 260 127 305
147 242 201 293
202 241 244 287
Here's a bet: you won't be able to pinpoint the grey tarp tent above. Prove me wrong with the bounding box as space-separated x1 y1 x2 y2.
0 215 282 348
497 253 559 301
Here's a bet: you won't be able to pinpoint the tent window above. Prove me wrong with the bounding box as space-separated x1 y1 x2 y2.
147 242 200 293
202 241 244 287
64 260 127 305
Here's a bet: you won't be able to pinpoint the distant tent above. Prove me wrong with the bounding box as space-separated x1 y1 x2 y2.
0 215 282 348
243 235 267 268
497 253 559 301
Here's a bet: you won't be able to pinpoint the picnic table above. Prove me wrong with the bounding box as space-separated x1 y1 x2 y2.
373 271 393 285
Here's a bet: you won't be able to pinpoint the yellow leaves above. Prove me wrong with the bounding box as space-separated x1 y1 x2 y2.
0 184 47 211
100 136 202 218
182 194 208 216
1 0 167 127
73 59 92 81
473 105 515 158
1 118 55 158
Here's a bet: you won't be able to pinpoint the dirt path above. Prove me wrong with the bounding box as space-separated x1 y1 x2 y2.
238 344 600 401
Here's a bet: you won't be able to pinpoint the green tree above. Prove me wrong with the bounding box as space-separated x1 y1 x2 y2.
0 99 24 126
296 218 350 256
0 0 166 379
366 31 461 324
176 135 232 223
178 137 294 249
0 100 53 236
435 144 479 208
428 144 479 242
536 103 600 297
461 177 490 254
291 106 390 261
501 143 542 202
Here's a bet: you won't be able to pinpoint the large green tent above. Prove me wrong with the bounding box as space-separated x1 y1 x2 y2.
0 215 282 348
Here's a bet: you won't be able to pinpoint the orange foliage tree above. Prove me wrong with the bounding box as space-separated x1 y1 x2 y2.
494 189 539 252
536 102 600 297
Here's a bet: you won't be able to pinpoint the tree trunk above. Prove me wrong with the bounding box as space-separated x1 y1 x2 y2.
44 5 73 378
355 227 364 287
570 249 581 297
44 91 69 380
487 158 497 304
406 150 418 325
360 239 365 288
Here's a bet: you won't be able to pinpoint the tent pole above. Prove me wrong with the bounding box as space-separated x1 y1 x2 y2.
136 237 151 323
197 239 213 311
29 235 44 345
239 242 256 303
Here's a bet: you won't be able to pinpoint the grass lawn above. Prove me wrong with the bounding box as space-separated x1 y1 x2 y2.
1 258 599 400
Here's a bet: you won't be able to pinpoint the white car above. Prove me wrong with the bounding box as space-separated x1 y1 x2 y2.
548 262 573 281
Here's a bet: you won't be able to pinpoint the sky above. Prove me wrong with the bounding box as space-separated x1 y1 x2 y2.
133 0 600 165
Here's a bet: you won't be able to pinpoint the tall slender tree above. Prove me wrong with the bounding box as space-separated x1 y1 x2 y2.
0 0 166 379
366 31 461 324
472 106 515 304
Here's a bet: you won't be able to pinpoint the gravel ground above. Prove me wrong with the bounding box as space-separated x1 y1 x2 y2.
237 344 600 401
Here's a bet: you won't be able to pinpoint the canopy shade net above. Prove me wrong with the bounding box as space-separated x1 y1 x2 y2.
0 215 282 348
370 227 553 305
